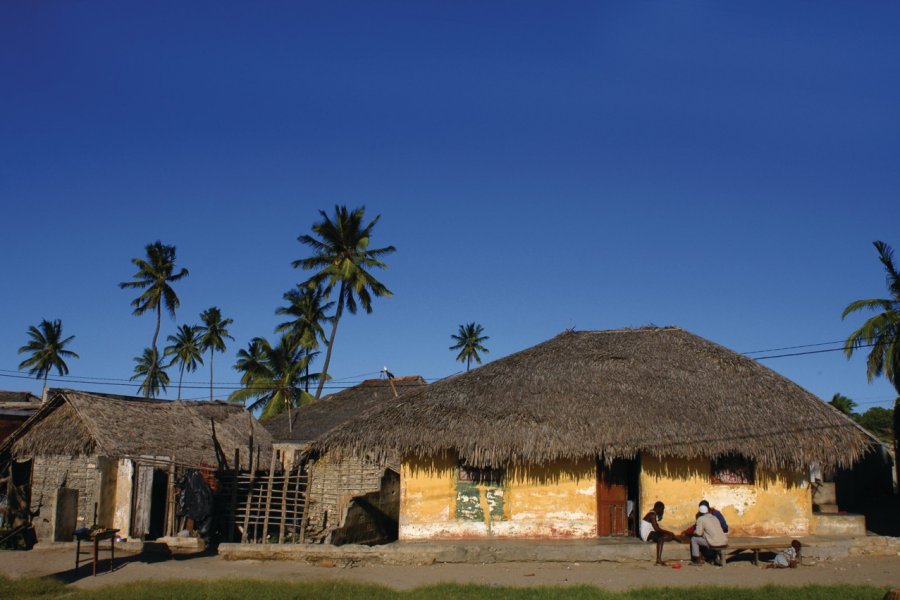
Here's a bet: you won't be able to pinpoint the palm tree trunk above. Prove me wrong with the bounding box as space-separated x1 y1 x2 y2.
178 364 185 401
42 371 49 401
209 349 214 401
148 304 162 399
466 356 471 372
314 282 345 399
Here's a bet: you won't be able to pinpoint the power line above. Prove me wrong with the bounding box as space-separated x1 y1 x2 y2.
742 340 846 355
753 343 875 361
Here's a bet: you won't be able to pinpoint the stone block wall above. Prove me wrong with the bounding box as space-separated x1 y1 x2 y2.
30 454 103 542
306 454 387 539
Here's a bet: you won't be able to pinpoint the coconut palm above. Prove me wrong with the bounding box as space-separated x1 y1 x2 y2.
130 347 169 398
843 239 900 488
119 241 188 397
276 285 334 391
293 205 396 399
450 322 490 372
229 335 318 421
198 306 234 401
829 393 857 417
17 319 79 392
164 325 204 400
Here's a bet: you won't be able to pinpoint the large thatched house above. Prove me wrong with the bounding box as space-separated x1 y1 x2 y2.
320 327 872 540
0 389 271 543
263 376 426 543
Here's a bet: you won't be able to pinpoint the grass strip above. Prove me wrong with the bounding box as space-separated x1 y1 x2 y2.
0 577 888 600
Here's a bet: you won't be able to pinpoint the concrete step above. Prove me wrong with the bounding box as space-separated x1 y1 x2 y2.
815 504 840 513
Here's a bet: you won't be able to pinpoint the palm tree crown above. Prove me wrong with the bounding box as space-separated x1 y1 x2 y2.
229 335 317 421
130 347 169 398
843 240 900 394
119 241 188 397
293 205 396 398
198 306 234 401
450 322 490 372
276 285 334 351
164 324 204 400
18 319 79 390
843 239 900 493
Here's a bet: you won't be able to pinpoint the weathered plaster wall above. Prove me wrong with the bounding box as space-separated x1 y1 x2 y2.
400 457 597 540
113 459 134 535
640 455 811 536
30 455 103 543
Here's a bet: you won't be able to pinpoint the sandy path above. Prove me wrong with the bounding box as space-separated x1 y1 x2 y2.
1 547 898 592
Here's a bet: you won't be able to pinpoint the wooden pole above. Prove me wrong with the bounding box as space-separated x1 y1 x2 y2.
261 449 277 543
228 449 239 543
298 459 310 543
165 463 176 536
241 443 255 543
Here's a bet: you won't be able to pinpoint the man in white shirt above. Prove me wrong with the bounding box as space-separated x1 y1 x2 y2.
691 504 728 565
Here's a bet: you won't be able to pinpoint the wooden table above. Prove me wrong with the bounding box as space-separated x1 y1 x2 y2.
75 528 119 576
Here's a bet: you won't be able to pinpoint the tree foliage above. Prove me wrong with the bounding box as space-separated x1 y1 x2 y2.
450 322 490 372
130 347 169 398
119 241 188 397
198 307 234 401
293 205 395 398
229 335 318 420
17 319 79 389
164 324 204 400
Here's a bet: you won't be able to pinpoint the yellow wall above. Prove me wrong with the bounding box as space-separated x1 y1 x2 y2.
639 455 811 536
400 456 597 539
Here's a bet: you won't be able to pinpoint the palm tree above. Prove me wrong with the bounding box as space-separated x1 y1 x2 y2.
275 285 334 391
450 322 490 372
130 347 169 398
198 306 234 401
829 393 857 417
843 240 900 490
17 319 79 393
229 335 317 421
119 241 188 397
164 325 204 400
293 205 396 399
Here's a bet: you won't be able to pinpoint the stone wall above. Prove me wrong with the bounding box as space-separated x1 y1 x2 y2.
305 454 388 539
30 454 103 543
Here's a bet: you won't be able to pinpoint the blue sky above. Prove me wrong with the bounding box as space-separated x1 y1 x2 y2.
1 1 897 411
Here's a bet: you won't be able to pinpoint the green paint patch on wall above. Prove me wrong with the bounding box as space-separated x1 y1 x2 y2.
455 482 505 522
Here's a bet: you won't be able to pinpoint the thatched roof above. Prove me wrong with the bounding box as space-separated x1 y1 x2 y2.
263 376 427 444
0 391 41 413
2 389 271 469
319 327 872 470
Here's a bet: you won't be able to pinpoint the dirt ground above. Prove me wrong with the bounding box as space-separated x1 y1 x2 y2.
1 547 899 592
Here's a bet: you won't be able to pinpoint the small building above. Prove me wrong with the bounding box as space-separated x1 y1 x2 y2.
0 391 41 445
320 327 872 540
0 389 271 543
263 376 426 543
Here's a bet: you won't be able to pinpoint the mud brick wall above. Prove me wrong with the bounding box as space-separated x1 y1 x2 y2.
30 455 103 542
305 454 386 538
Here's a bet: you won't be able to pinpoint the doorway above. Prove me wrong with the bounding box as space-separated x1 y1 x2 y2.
596 458 639 537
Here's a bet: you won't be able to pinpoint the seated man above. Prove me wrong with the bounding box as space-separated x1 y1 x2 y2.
640 501 677 566
690 504 728 565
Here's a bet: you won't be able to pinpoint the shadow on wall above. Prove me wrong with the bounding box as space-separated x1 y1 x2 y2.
405 454 596 486
642 455 806 490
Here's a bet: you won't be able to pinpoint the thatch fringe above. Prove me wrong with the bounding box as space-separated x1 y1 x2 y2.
318 327 872 470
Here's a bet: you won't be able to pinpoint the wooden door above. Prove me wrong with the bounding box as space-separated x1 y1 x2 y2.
597 461 628 536
54 488 78 542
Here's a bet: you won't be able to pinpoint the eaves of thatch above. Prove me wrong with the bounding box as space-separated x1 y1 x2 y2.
263 376 427 445
318 327 873 471
1 389 271 469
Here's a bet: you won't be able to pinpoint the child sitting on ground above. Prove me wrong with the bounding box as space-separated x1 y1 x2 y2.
765 540 802 568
